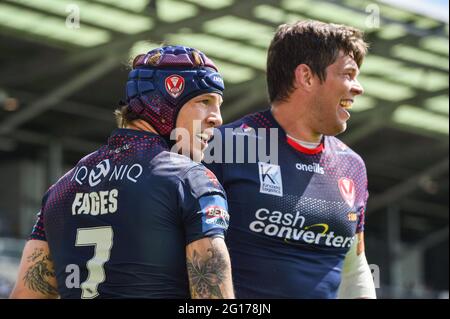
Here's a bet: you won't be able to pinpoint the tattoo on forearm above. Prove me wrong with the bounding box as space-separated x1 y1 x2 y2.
186 246 228 298
23 248 58 297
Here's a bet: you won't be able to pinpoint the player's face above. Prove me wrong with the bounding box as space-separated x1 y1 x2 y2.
311 50 364 136
175 92 223 162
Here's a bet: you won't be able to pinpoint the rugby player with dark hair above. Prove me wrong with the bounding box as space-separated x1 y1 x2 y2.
205 20 376 299
10 46 234 299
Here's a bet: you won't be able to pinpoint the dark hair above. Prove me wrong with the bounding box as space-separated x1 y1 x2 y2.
267 20 369 103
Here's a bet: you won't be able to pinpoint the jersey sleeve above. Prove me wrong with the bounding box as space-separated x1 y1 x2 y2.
28 188 54 241
178 164 229 245
29 210 46 241
202 130 224 184
203 160 223 185
356 181 369 234
28 191 51 241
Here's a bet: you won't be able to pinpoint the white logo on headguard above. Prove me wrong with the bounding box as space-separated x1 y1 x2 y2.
165 75 185 98
338 177 355 208
258 162 283 197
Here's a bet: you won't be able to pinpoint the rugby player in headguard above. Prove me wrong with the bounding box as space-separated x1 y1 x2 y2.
11 46 234 299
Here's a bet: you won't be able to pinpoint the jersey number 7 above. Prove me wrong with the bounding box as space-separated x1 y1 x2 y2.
75 226 114 299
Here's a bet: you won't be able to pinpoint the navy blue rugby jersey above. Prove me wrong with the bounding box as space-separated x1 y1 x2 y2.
29 129 229 298
204 109 368 299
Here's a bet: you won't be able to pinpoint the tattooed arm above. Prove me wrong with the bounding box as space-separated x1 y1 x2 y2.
9 240 59 299
186 236 234 299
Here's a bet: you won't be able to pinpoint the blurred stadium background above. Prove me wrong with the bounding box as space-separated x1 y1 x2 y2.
0 0 448 299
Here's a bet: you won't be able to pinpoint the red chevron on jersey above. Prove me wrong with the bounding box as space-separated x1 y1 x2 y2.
338 177 355 208
205 168 220 188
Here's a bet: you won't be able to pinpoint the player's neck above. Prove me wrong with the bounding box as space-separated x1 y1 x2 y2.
271 102 322 144
286 134 321 149
126 119 159 135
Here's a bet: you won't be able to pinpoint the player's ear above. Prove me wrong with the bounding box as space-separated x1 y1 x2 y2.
294 64 315 92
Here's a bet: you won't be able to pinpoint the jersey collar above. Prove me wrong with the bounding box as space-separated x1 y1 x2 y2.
262 109 325 155
286 136 324 155
108 128 169 149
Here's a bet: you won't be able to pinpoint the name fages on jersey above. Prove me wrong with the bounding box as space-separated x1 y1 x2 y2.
72 189 118 216
69 159 143 216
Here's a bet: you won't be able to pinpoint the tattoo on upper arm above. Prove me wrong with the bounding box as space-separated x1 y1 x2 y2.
23 248 58 297
186 246 227 298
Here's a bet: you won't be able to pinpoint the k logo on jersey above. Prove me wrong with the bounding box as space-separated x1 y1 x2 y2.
165 75 185 98
338 177 355 208
258 162 283 197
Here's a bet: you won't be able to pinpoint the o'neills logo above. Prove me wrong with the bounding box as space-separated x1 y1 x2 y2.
295 162 324 175
165 75 185 98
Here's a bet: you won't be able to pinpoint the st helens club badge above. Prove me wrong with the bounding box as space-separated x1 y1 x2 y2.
165 75 185 98
338 177 355 208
